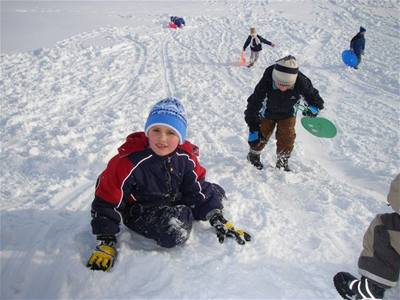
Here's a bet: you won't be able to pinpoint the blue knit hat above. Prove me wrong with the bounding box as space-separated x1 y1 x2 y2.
360 26 366 33
145 97 187 144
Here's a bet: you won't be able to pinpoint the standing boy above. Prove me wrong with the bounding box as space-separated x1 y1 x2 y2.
244 55 324 171
243 27 275 67
350 26 366 69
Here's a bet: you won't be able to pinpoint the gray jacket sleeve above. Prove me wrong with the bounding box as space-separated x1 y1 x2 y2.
358 213 400 288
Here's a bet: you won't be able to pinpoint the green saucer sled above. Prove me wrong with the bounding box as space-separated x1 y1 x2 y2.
301 117 337 138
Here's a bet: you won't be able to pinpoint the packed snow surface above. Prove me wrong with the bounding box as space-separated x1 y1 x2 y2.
1 0 399 299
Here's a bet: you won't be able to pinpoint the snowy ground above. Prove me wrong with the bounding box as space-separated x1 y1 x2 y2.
1 0 399 299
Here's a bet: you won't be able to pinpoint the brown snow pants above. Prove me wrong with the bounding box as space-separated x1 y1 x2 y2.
250 117 296 156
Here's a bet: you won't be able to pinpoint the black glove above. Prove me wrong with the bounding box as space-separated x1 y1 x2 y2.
302 105 319 118
248 121 260 133
87 235 117 272
209 213 251 245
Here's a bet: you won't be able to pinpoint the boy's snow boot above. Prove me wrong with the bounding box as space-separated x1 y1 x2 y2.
333 272 385 300
276 154 291 172
247 151 263 170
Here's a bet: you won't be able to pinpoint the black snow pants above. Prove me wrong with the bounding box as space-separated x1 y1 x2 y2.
123 204 194 248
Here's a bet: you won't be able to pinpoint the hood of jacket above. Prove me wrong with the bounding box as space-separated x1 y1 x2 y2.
118 132 148 158
388 174 400 214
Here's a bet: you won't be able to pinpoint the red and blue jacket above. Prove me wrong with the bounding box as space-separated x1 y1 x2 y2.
90 132 224 236
171 16 185 27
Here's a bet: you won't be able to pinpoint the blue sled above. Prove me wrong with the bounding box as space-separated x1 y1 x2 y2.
342 50 358 68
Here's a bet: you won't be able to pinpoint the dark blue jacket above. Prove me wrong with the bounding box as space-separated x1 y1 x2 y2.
350 32 365 56
243 35 273 52
244 65 324 125
171 16 185 27
90 132 223 236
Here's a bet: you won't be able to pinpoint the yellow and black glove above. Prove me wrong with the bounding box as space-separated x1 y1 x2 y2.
209 213 251 245
87 237 117 272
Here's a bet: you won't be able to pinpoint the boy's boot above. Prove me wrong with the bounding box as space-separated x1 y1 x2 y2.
333 272 385 300
247 150 263 170
276 154 291 172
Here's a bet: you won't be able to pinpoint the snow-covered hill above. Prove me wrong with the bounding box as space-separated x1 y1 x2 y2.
1 0 399 299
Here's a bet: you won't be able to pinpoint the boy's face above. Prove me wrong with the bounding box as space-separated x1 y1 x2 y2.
275 81 292 92
148 125 180 156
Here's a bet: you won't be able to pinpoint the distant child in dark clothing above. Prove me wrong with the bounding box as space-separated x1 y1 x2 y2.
243 27 275 67
87 97 251 272
350 26 366 69
170 16 186 28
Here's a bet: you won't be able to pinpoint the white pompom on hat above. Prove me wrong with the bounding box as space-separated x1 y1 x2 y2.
272 55 299 87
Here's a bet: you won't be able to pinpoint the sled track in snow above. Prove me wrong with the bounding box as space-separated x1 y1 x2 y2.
75 29 147 111
161 34 176 97
2 1 400 299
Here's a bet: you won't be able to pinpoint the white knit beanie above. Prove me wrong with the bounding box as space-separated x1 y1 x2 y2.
272 55 299 87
